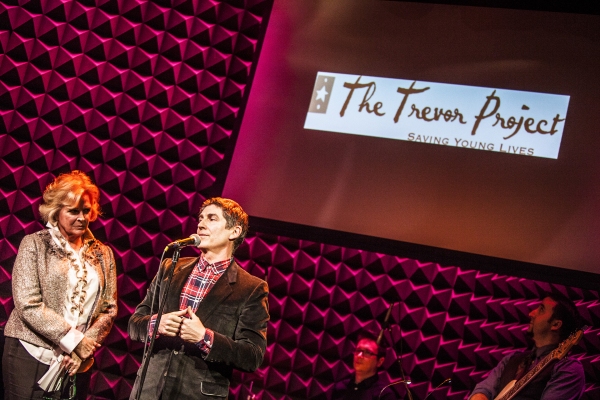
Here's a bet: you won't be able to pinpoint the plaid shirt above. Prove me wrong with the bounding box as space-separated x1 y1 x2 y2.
149 255 231 354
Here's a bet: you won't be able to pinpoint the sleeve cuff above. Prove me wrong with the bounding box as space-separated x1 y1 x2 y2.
59 327 85 354
196 328 214 355
148 314 159 340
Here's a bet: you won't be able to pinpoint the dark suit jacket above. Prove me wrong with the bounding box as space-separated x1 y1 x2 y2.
128 257 269 399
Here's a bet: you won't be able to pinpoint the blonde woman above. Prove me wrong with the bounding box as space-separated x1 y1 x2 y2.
3 170 118 399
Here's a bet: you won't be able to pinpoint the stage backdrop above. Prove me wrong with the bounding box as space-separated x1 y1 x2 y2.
0 0 599 399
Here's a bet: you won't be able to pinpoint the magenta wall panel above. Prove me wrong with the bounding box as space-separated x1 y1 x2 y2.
0 0 272 398
231 233 600 400
0 1 599 400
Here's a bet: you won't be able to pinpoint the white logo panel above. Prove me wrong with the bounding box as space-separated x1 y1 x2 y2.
305 72 570 159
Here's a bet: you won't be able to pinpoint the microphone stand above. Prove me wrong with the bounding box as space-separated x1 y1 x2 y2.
246 381 256 400
385 304 414 400
133 247 182 400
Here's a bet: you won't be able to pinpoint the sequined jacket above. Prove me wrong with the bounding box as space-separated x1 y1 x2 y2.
5 230 118 350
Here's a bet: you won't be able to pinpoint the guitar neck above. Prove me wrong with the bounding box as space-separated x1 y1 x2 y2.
497 327 585 400
500 353 557 400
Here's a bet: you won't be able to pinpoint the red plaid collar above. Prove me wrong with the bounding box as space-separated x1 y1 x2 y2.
196 255 232 274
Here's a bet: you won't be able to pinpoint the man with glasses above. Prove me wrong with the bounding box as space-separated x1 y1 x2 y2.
332 330 396 399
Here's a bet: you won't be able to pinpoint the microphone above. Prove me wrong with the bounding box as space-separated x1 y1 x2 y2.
165 234 202 250
376 302 395 346
378 378 411 399
423 377 452 400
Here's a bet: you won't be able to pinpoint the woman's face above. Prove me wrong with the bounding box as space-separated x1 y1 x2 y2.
57 193 92 242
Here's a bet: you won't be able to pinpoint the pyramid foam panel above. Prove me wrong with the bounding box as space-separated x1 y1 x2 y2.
1 1 599 399
0 0 272 398
231 233 600 400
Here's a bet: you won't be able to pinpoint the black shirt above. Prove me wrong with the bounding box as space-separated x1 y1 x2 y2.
332 373 397 400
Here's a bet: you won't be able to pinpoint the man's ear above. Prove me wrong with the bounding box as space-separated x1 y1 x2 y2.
229 225 242 240
377 357 385 368
550 319 563 332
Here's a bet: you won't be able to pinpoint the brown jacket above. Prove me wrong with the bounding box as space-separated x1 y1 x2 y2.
128 257 269 399
5 230 118 349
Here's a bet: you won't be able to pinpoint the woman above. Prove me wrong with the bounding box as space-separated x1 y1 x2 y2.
3 170 118 399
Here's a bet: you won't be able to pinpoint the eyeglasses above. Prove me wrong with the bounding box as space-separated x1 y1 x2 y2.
354 348 377 358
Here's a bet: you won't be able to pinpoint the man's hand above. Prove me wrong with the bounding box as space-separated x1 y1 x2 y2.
179 306 206 343
73 336 100 360
157 309 189 336
469 394 490 400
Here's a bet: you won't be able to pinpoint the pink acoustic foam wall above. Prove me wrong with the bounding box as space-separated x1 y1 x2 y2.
1 1 599 399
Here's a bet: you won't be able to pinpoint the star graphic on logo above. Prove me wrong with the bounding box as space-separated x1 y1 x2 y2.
315 86 329 102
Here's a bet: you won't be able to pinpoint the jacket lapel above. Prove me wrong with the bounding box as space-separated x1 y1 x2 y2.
164 257 198 312
196 261 238 321
86 241 105 291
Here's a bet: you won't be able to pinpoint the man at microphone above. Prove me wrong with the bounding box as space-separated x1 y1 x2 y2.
128 197 269 399
332 330 396 400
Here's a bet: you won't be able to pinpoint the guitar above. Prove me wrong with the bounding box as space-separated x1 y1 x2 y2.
494 327 586 400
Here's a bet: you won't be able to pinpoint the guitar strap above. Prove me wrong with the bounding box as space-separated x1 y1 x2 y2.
514 351 536 381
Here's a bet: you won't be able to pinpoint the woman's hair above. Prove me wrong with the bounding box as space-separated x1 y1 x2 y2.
39 170 101 224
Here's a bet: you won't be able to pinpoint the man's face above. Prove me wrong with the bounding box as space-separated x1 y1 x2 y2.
197 204 239 253
527 297 559 338
353 338 384 377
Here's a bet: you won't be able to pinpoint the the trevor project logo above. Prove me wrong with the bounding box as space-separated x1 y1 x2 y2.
304 72 570 159
308 75 335 114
